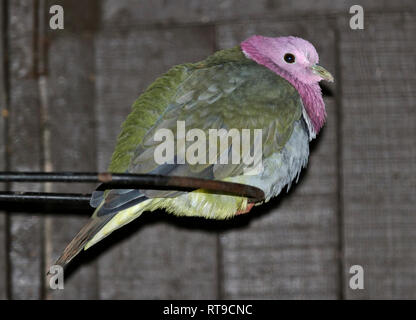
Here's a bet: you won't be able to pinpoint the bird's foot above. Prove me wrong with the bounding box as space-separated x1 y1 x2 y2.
236 203 255 215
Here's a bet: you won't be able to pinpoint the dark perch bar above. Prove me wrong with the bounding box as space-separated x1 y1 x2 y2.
0 192 91 204
0 172 265 209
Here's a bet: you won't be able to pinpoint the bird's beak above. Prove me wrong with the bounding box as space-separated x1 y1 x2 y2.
310 64 334 82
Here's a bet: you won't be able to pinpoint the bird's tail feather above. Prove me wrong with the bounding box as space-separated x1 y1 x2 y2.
53 214 116 269
52 199 151 269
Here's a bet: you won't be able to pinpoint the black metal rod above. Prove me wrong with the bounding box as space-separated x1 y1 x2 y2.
0 172 265 203
0 192 91 203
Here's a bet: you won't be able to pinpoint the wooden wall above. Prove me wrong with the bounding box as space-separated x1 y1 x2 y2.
0 0 415 299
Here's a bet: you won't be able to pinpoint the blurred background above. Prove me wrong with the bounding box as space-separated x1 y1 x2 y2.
0 0 415 299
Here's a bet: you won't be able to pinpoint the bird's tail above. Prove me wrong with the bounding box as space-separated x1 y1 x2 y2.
53 214 115 268
51 199 151 270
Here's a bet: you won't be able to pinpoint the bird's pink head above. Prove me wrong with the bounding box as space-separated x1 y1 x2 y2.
241 35 333 136
241 35 333 85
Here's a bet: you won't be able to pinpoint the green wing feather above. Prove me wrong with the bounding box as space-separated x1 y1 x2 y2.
109 46 249 173
108 64 190 173
109 46 302 180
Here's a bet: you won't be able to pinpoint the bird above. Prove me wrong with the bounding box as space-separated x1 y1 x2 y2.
53 35 333 268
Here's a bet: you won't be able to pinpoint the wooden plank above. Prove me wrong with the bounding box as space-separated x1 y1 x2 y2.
7 0 43 299
339 13 416 299
0 0 8 300
44 0 101 299
100 0 414 26
94 25 218 299
216 19 340 299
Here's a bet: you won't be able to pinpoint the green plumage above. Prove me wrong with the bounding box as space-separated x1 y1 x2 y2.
89 44 303 241
54 46 306 266
108 63 190 173
101 44 303 221
109 46 301 175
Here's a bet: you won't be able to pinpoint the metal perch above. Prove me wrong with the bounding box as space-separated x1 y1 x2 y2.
0 172 265 210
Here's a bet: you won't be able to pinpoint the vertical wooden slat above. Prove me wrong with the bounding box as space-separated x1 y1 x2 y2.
7 0 43 299
0 0 9 300
339 13 416 299
216 19 340 299
44 0 101 299
94 22 219 298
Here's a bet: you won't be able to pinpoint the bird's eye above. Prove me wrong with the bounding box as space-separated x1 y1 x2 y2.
284 53 295 64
